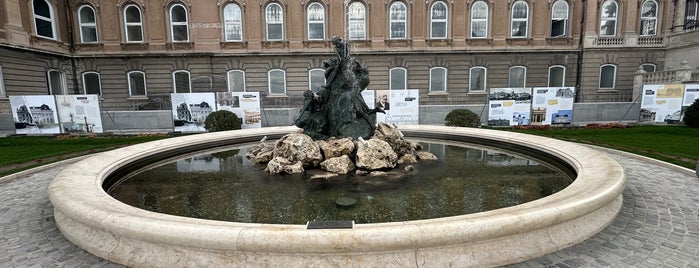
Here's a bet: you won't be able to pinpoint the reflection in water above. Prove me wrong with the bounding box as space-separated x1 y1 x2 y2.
108 142 573 224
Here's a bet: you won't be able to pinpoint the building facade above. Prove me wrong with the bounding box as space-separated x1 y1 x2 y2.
0 0 697 114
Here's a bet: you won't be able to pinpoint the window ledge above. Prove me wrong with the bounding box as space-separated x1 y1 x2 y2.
506 37 533 45
120 42 150 50
597 89 618 92
467 91 487 94
303 40 329 49
546 37 573 45
426 39 452 47
220 41 248 49
167 42 194 50
261 40 289 49
126 96 149 101
466 38 492 45
427 91 448 96
266 94 288 98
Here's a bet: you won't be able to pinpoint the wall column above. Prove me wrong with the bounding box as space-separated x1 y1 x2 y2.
633 66 646 102
674 0 687 31
3 0 29 45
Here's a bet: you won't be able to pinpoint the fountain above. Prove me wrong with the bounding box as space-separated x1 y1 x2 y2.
48 37 625 267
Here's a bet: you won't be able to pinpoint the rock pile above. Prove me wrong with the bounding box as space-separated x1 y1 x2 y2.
245 123 437 177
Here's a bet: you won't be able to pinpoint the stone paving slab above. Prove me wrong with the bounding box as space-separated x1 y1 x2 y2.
0 150 697 267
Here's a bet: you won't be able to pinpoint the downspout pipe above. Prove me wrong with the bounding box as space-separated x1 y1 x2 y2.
575 0 587 103
65 0 79 94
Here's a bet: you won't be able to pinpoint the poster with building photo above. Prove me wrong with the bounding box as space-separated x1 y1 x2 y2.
375 89 419 125
531 87 575 125
216 91 261 129
171 93 216 132
55 95 103 133
9 95 60 135
640 84 685 123
682 84 699 121
487 88 533 126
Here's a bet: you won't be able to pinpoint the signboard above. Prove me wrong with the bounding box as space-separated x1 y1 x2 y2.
640 84 685 123
216 91 262 129
487 88 533 126
171 93 216 132
682 84 699 121
375 89 419 125
9 95 60 134
55 95 103 133
531 87 575 125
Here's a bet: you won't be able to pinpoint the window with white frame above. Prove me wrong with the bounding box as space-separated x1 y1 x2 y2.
390 67 407 90
78 5 98 43
389 2 407 39
82 72 101 95
170 4 189 42
173 71 191 93
0 65 6 97
268 69 286 95
511 1 529 37
600 0 618 36
124 4 143 42
127 71 147 96
640 0 658 36
227 70 246 92
641 63 656 73
223 3 243 41
469 67 487 92
33 0 56 39
47 70 66 95
309 69 325 92
471 1 488 38
307 3 325 40
599 64 617 89
548 65 566 87
348 2 366 40
551 0 569 37
430 1 448 39
429 67 447 92
508 66 526 88
686 0 698 30
266 3 284 41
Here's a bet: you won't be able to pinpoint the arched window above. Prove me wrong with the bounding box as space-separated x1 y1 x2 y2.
640 0 658 36
82 72 102 95
266 3 284 41
508 66 526 88
268 69 286 95
309 69 325 91
227 70 246 92
123 4 143 42
471 1 488 38
511 1 529 37
223 3 243 41
127 71 147 96
599 64 617 89
429 67 447 92
33 0 56 39
47 70 66 95
78 5 98 43
0 65 5 97
469 67 487 92
641 63 656 73
170 4 189 42
551 0 569 37
348 2 366 40
389 2 407 39
390 67 407 90
430 1 448 39
548 65 566 87
173 70 191 93
307 3 325 40
600 0 618 36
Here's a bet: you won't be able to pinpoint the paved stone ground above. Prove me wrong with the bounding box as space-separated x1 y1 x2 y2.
0 150 697 267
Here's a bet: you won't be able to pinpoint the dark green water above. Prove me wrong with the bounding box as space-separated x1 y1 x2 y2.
107 141 573 224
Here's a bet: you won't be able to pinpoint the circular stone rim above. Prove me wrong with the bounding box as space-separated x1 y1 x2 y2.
48 125 625 267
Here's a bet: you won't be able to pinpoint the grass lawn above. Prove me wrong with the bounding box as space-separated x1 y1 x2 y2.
0 134 171 177
504 125 699 169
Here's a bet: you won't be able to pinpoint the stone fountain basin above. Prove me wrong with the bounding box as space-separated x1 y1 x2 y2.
48 125 625 267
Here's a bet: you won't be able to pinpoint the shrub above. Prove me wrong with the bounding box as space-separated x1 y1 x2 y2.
444 109 481 128
204 110 242 132
683 99 699 128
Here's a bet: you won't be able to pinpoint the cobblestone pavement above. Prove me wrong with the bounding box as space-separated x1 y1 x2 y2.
0 150 697 267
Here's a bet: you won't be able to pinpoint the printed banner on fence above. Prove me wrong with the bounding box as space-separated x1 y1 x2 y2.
640 84 685 123
216 91 261 129
487 88 533 126
374 89 420 125
682 84 699 121
171 93 217 132
531 87 575 125
9 95 60 135
55 95 103 133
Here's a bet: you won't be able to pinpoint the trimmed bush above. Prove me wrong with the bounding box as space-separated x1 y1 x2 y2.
444 109 481 128
683 99 699 128
204 110 242 132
